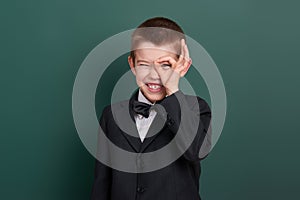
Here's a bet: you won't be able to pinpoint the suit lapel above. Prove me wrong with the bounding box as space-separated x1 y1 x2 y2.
112 90 142 152
139 112 166 152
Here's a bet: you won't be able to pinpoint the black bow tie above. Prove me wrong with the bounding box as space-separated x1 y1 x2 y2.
132 100 152 118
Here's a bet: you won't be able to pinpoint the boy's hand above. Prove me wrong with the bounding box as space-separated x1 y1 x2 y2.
154 39 192 96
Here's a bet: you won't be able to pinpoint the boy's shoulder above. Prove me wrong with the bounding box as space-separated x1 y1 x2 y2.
185 94 211 112
101 99 130 117
161 91 211 113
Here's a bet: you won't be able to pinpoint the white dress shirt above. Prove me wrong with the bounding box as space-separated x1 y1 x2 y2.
135 90 157 142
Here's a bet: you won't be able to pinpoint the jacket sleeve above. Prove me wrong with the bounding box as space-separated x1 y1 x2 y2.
156 90 212 162
90 107 112 200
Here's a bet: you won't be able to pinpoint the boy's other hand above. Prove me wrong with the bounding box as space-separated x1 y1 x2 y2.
154 39 192 96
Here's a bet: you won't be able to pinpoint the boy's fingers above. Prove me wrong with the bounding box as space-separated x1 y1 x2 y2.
182 60 190 69
184 44 190 61
184 58 192 69
178 54 184 66
177 62 187 72
181 39 185 56
177 57 192 74
156 56 177 65
180 39 185 60
182 41 192 72
188 58 192 66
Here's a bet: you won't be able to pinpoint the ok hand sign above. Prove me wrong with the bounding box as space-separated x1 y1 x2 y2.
154 39 192 96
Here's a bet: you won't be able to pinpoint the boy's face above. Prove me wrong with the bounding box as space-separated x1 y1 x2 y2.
128 42 179 103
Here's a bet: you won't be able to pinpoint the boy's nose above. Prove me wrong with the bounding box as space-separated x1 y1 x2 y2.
149 65 160 79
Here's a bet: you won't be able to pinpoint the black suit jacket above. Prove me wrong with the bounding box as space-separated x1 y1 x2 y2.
91 90 211 200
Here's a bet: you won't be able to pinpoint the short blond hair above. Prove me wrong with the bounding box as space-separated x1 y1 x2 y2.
130 17 185 61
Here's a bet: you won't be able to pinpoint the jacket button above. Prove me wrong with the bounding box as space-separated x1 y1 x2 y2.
137 187 145 193
166 115 174 126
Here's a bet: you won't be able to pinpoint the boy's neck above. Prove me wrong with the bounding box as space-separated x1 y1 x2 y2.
138 89 155 105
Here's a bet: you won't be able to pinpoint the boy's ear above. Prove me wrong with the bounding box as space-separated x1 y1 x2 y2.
180 61 192 77
128 56 136 75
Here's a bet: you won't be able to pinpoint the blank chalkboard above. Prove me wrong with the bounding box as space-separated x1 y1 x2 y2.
1 0 299 199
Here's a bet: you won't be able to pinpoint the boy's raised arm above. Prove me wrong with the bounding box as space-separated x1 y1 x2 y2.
156 90 212 162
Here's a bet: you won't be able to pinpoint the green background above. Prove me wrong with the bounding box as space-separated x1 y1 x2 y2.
1 0 299 199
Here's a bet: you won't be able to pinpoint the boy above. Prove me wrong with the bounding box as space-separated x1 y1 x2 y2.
91 17 211 200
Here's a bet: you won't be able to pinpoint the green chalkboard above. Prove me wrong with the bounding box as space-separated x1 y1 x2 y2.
1 0 299 199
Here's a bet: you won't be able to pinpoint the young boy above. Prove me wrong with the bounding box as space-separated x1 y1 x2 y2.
91 17 212 200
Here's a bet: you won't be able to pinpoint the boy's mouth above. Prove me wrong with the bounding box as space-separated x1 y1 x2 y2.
146 83 163 92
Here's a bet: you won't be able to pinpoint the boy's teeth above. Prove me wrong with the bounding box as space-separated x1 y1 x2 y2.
148 84 161 89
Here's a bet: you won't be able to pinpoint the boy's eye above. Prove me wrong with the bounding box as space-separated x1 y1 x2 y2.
161 64 171 69
138 63 149 67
